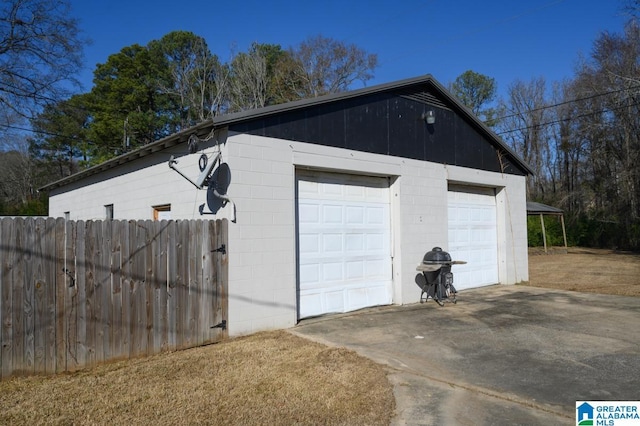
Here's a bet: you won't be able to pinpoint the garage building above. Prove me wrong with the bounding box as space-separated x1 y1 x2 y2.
42 75 532 336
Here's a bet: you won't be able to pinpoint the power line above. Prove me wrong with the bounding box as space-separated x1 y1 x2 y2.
497 99 640 136
496 83 640 122
0 123 81 140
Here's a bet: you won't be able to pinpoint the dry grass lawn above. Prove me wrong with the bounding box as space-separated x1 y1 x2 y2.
0 331 394 425
528 247 640 296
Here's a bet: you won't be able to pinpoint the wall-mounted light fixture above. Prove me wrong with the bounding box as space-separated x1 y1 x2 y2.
422 110 436 124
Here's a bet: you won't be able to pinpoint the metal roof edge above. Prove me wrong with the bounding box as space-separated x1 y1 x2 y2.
211 74 437 126
527 201 563 214
39 120 215 192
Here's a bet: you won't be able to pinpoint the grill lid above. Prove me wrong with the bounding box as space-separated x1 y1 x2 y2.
422 247 451 264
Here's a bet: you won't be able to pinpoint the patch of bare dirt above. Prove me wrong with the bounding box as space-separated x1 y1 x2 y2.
528 247 640 297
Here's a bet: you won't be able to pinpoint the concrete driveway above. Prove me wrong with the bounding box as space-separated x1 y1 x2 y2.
292 285 640 425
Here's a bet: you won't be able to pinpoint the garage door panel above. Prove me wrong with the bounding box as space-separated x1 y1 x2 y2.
321 262 342 281
365 259 385 277
323 234 342 251
299 263 319 285
448 188 498 290
365 233 383 250
299 233 319 253
299 203 319 223
323 205 342 222
298 179 318 194
299 293 323 317
298 172 392 319
346 206 364 223
326 291 344 312
346 260 364 279
347 287 368 309
345 234 364 251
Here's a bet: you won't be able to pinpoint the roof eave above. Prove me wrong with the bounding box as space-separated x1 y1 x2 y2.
39 120 215 192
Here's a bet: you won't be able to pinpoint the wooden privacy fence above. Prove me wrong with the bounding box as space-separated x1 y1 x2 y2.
0 217 228 380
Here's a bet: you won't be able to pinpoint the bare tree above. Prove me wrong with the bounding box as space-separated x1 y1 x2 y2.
287 35 377 98
498 77 550 198
0 134 37 207
547 81 587 213
192 42 229 118
0 0 84 129
228 44 268 111
150 31 227 127
573 22 640 223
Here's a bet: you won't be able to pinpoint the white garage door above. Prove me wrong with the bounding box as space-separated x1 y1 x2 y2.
448 186 499 290
297 171 392 319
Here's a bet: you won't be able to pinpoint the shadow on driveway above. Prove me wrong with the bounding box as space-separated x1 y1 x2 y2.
292 285 640 425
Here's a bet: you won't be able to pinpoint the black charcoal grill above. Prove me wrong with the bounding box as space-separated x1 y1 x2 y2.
416 247 466 306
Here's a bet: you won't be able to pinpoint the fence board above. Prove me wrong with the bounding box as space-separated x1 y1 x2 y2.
158 222 168 351
86 221 98 367
110 220 123 360
92 222 104 365
212 220 222 342
33 218 46 374
24 218 35 374
196 220 205 346
75 221 87 369
144 220 154 354
55 219 67 372
99 221 111 363
1 219 13 378
12 219 25 375
216 219 229 341
201 222 212 344
121 221 132 358
65 220 79 372
43 219 57 374
152 222 166 352
174 221 184 349
0 218 227 380
167 222 177 351
132 221 147 357
187 220 198 347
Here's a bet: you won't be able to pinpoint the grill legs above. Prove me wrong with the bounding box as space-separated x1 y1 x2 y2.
420 270 457 306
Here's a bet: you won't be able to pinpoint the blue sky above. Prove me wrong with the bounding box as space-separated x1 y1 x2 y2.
69 0 628 98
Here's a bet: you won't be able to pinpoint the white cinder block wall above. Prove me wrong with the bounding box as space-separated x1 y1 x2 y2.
222 132 298 335
48 129 528 337
224 134 528 335
48 141 222 220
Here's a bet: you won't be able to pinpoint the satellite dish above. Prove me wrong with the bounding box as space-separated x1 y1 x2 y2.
206 163 232 213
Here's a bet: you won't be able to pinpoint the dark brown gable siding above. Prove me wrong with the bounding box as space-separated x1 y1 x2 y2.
230 89 526 176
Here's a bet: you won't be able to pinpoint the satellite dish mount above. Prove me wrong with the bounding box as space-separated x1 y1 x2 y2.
168 152 221 190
